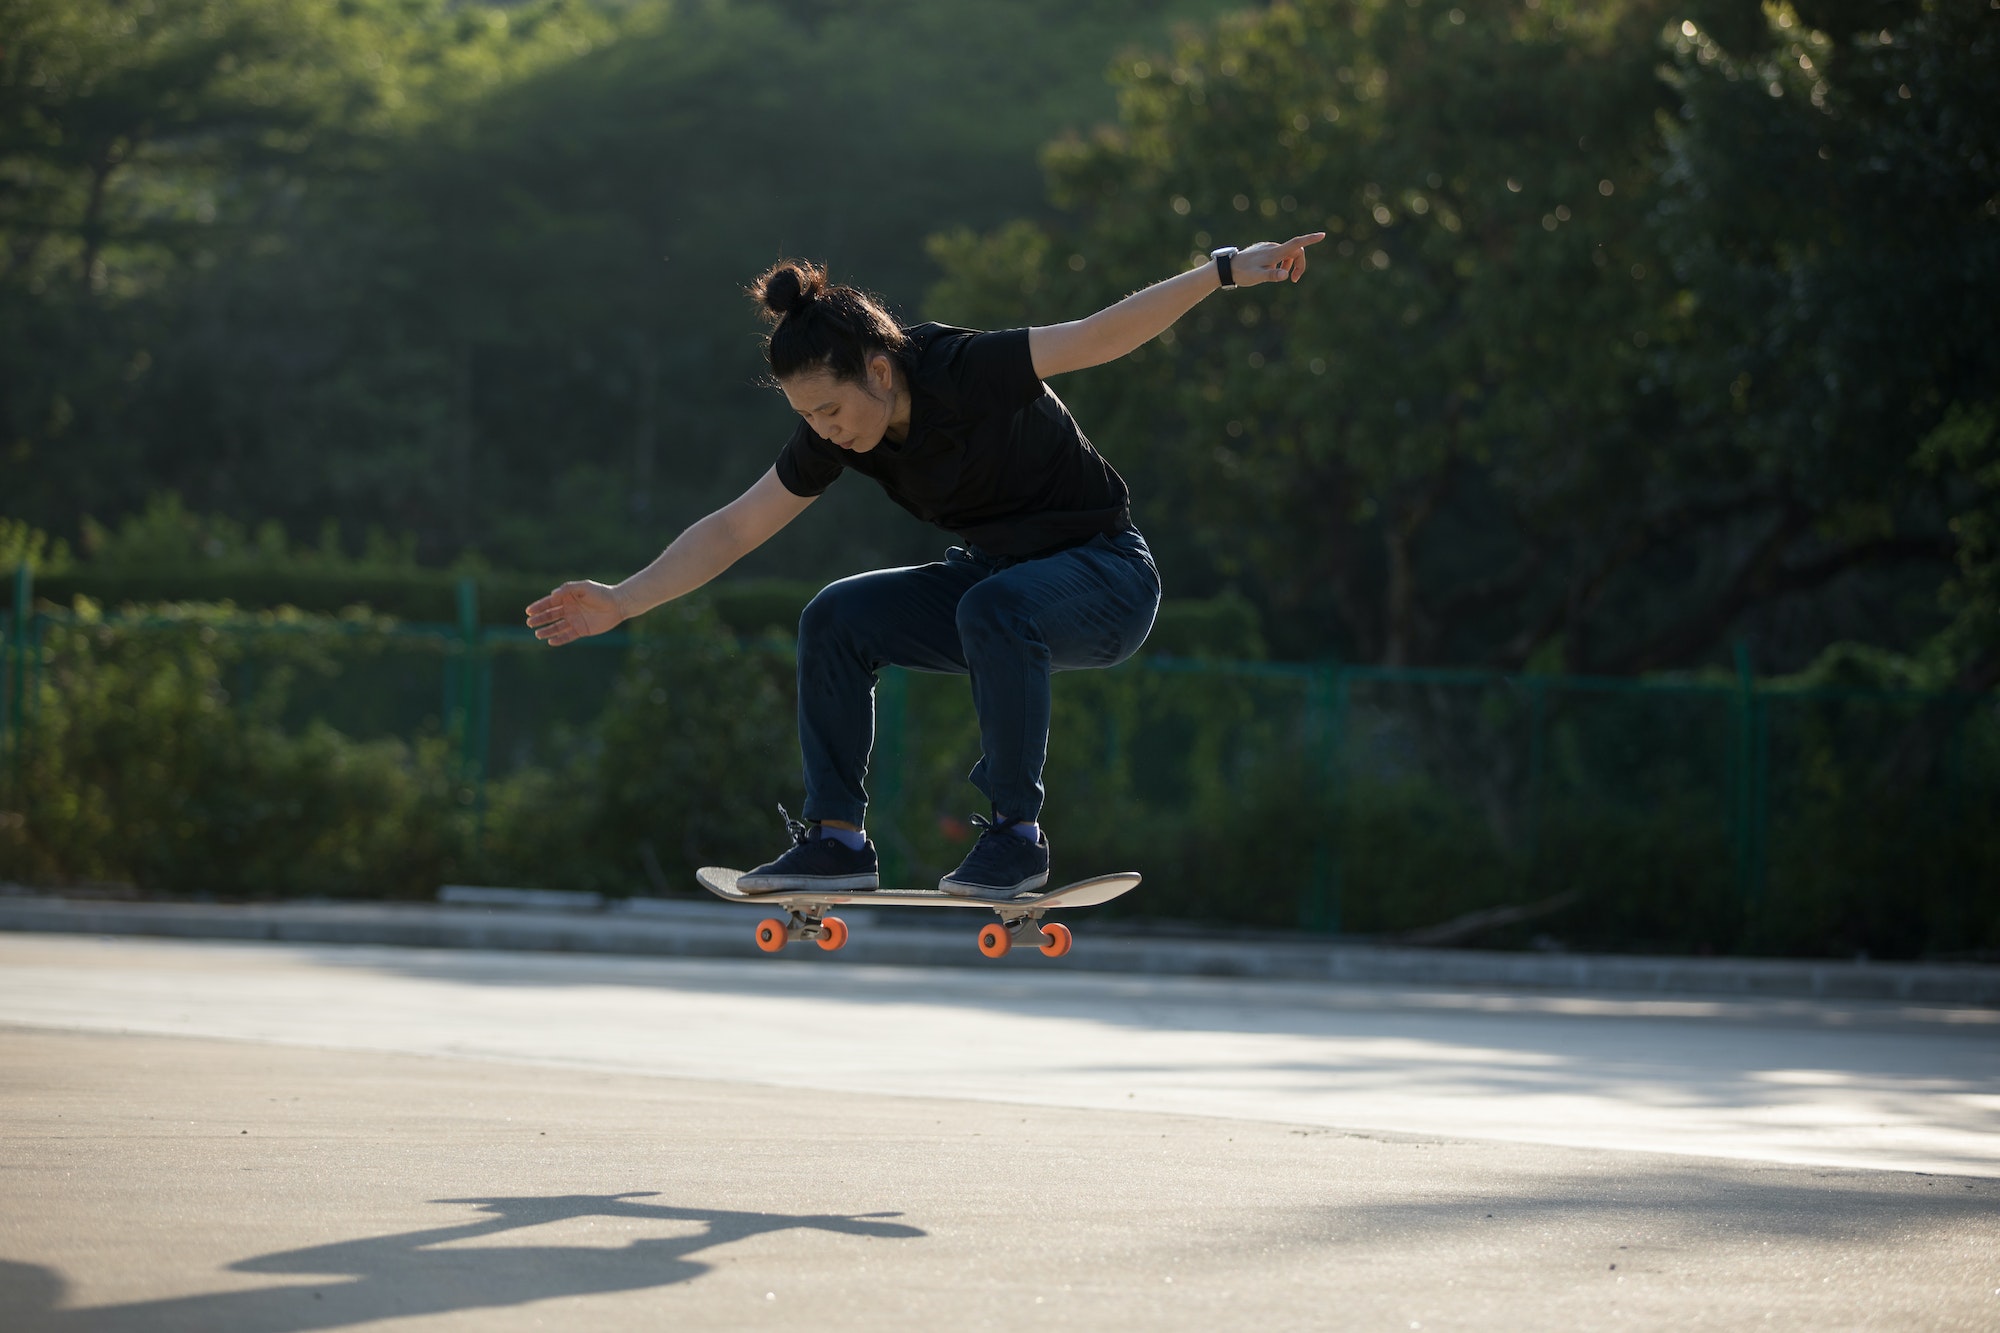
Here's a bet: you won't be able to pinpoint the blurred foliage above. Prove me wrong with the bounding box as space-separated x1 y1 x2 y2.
0 0 620 527
933 0 1693 665
546 600 800 891
4 0 1990 677
4 1 1996 949
0 517 70 573
1915 404 2000 691
930 0 1999 677
6 506 1269 653
1 0 1239 584
74 493 418 572
4 600 1994 956
0 602 474 896
0 596 799 897
885 658 1999 956
1653 0 2000 688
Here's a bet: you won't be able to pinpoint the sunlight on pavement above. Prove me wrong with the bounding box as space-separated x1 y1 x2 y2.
1 935 1994 1177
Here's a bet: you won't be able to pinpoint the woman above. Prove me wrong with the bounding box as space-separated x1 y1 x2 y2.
527 233 1323 898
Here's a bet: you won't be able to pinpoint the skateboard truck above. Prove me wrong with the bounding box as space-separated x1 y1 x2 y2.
977 905 1072 959
756 905 850 953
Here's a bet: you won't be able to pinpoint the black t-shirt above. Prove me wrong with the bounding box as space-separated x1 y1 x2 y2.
772 323 1131 559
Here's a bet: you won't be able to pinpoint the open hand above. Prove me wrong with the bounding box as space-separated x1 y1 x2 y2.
526 580 626 647
1233 233 1327 285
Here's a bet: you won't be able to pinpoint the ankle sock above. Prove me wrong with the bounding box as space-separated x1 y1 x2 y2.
817 824 867 851
1002 819 1041 844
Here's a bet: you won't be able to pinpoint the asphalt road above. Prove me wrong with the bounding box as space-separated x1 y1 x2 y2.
2 934 1996 1331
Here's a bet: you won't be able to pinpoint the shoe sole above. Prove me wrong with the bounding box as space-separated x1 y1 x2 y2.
736 873 880 895
938 869 1051 900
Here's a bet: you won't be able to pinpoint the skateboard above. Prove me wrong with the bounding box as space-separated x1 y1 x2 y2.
695 866 1142 959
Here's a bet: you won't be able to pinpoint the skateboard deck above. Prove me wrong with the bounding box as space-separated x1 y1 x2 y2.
696 866 1141 960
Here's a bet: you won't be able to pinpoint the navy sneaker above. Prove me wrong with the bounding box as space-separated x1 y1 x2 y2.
736 806 879 894
940 814 1051 900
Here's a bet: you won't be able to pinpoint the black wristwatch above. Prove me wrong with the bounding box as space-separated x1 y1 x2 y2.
1210 246 1240 289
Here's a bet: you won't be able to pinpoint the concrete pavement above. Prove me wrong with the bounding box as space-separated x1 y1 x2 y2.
5 892 1998 1003
2 934 1997 1330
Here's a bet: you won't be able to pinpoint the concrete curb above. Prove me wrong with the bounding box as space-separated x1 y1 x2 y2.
2 894 1995 1005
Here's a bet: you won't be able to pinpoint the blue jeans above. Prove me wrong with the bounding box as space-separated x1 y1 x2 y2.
796 528 1161 827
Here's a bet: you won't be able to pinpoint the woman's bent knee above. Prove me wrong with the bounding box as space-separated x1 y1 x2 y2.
799 574 893 646
954 579 1032 647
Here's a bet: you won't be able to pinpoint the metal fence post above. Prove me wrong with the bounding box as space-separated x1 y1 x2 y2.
1731 641 1769 905
6 563 31 766
1945 703 1967 819
1525 678 1546 867
1751 689 1770 904
873 666 909 886
453 576 489 838
454 575 478 766
1299 662 1345 933
30 609 43 735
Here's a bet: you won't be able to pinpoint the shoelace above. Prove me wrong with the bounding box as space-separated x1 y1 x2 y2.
777 803 812 847
967 812 1023 842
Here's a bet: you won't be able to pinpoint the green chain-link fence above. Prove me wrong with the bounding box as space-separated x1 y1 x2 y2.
4 566 1996 956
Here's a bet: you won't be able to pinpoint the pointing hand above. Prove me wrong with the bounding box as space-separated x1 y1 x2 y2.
1233 232 1327 285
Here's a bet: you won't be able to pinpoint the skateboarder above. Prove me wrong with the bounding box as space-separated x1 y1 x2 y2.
527 234 1323 898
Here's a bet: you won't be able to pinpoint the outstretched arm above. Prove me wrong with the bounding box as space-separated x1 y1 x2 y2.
525 466 814 646
1027 233 1325 379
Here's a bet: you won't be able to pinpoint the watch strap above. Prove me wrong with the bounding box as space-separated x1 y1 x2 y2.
1211 247 1239 289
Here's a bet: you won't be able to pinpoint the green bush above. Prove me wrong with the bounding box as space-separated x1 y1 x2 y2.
0 604 473 897
850 662 2000 957
1762 798 2000 960
5 596 1995 959
867 664 1323 925
483 601 802 894
29 568 555 627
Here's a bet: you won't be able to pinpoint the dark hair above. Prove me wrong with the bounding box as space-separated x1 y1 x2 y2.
750 259 906 383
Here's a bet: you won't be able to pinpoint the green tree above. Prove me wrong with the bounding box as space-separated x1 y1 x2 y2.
0 0 622 531
934 0 1699 665
933 0 1688 665
1655 0 1998 684
3 0 1243 585
243 0 1246 577
931 0 1994 674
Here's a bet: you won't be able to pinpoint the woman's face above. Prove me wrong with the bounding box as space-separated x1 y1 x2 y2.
780 353 904 453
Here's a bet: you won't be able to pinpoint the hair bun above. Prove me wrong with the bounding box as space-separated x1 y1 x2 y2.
748 257 907 381
755 260 827 321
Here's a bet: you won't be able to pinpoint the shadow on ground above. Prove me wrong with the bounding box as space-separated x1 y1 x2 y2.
1 1192 924 1333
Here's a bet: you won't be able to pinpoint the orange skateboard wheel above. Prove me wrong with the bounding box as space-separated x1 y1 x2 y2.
1038 921 1073 958
977 922 1012 958
754 918 788 953
817 916 849 951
